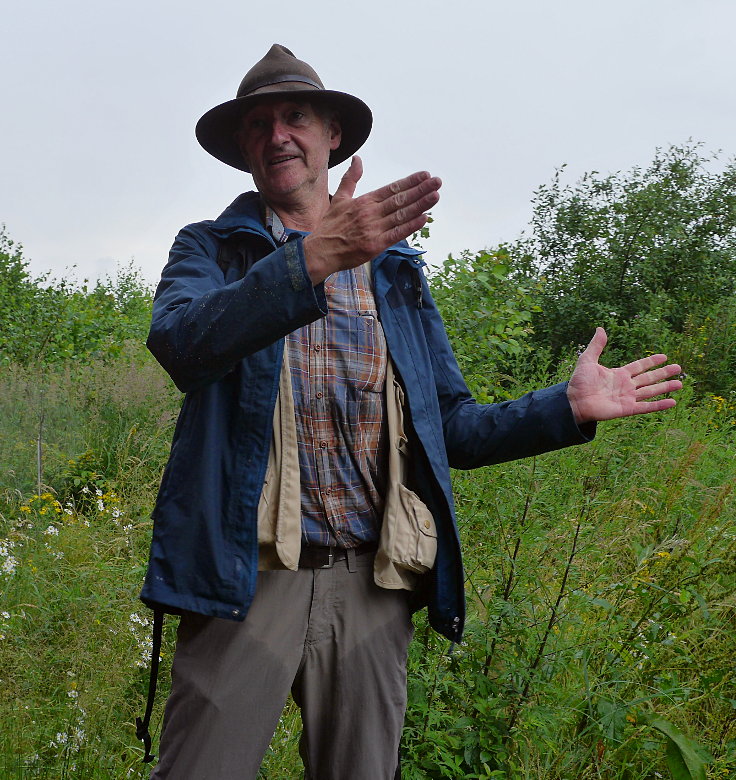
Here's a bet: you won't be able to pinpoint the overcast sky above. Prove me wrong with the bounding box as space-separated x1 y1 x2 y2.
2 0 734 286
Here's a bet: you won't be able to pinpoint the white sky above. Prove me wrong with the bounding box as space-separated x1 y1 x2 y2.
2 0 735 285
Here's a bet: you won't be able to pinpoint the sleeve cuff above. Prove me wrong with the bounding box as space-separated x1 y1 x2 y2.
559 381 597 443
286 235 328 314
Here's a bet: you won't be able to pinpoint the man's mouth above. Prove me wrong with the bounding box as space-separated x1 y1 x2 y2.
268 154 299 167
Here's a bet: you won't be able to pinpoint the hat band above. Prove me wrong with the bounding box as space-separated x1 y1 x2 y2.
242 74 323 97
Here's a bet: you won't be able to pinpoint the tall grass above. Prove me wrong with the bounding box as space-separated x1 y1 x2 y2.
402 391 736 778
1 350 734 778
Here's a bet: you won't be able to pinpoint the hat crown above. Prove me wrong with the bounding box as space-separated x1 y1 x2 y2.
236 44 325 98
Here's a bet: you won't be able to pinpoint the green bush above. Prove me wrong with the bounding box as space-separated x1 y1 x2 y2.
507 144 736 393
429 247 542 402
0 227 153 367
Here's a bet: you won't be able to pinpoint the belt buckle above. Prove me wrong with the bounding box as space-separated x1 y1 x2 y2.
319 549 335 569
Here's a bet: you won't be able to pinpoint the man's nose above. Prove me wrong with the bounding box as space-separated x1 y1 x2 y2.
269 119 290 146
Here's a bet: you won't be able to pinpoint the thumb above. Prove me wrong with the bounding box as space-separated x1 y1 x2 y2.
333 156 363 201
580 326 607 363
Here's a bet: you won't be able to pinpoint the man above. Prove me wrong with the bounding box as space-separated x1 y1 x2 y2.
139 45 682 779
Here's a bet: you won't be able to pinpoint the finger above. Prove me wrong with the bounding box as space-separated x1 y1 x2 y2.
374 185 441 244
379 188 441 232
333 156 363 201
630 398 678 415
635 378 683 401
370 171 440 205
623 353 674 377
378 177 442 220
379 212 432 248
579 327 607 363
632 363 683 388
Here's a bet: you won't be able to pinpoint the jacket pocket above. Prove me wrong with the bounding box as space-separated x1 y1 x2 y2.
389 484 437 573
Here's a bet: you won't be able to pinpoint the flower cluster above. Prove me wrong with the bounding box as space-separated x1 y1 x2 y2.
128 612 161 668
19 492 62 517
705 393 736 429
47 670 87 762
0 539 18 577
79 486 132 533
0 609 11 641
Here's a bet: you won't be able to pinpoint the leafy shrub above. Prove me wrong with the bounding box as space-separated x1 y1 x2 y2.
429 247 542 402
0 227 153 367
509 144 736 381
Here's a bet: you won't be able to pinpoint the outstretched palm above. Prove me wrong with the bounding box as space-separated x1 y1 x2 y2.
567 328 683 425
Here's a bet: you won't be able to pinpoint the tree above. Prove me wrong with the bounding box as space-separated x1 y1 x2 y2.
512 143 736 364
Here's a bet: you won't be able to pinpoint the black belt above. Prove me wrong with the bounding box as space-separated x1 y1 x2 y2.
298 542 378 569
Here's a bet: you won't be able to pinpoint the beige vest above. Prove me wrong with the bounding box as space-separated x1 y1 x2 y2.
257 351 438 590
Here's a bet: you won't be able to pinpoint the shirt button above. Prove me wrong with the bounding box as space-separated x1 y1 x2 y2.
314 344 322 352
316 392 323 399
320 440 328 449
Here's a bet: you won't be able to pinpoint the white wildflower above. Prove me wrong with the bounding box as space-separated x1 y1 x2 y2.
44 525 59 536
1 549 17 575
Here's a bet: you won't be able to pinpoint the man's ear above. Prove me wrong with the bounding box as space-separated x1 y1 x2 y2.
328 120 342 152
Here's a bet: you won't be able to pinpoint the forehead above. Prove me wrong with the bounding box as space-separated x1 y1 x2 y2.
241 98 317 120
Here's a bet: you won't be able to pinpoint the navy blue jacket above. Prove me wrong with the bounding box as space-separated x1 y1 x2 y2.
141 192 593 642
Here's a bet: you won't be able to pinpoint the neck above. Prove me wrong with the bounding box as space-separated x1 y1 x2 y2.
270 195 330 233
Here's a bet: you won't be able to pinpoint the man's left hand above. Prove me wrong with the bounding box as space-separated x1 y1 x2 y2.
566 327 683 425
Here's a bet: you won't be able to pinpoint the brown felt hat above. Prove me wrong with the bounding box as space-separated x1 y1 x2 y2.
196 44 373 173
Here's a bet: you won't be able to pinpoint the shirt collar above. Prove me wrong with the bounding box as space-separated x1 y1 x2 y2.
262 202 289 244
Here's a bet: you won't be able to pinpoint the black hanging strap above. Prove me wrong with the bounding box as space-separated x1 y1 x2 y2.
135 608 164 763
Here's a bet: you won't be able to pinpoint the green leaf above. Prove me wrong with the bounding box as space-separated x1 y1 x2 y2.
639 713 713 780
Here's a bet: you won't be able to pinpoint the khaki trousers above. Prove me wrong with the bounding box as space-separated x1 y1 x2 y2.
150 553 413 779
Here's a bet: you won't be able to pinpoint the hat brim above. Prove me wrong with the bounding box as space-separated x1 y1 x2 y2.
195 89 372 173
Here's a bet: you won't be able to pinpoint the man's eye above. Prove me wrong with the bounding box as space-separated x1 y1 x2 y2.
290 111 305 123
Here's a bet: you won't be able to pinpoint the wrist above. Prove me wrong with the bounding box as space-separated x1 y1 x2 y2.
302 235 332 285
566 385 586 425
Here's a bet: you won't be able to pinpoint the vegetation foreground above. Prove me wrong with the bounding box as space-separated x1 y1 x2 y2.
1 143 735 777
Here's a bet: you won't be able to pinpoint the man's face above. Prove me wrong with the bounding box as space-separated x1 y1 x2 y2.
237 99 341 207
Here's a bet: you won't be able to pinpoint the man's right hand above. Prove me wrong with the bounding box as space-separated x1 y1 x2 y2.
303 156 441 285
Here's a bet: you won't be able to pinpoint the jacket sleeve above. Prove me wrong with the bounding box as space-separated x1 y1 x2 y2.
147 224 327 393
417 272 595 469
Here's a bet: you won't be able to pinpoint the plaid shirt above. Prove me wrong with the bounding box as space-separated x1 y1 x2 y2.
266 207 388 548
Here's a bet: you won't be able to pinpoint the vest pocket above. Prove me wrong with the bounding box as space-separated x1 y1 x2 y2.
389 485 438 573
